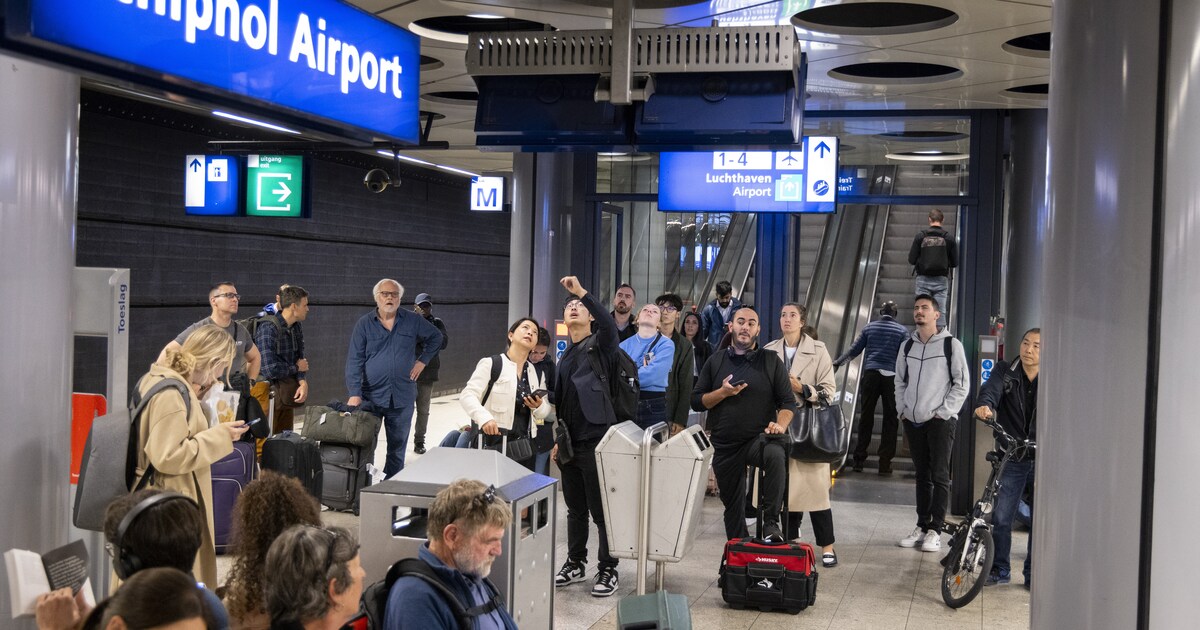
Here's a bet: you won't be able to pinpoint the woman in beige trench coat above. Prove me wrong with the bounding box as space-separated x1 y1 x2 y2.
135 324 248 587
763 303 840 568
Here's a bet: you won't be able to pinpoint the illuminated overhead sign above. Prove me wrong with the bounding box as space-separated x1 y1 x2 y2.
246 155 304 217
658 137 839 213
185 155 240 216
470 176 505 212
4 0 420 143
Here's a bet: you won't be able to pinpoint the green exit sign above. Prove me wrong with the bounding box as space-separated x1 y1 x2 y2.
246 155 304 217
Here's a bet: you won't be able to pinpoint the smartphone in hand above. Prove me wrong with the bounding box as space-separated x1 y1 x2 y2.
529 389 549 399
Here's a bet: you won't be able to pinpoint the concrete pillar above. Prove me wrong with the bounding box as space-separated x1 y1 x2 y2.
1039 0 1161 626
0 54 80 621
1002 110 1048 349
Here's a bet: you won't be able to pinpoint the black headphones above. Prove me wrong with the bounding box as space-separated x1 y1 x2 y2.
113 492 196 580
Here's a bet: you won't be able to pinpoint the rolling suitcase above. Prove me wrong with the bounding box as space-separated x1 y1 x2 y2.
718 462 818 613
261 430 323 500
319 441 371 514
211 440 257 554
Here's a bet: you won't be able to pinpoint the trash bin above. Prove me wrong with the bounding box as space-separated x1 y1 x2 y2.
359 447 557 629
596 422 714 563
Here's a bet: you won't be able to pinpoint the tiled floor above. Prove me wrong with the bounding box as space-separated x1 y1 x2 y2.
222 395 1032 629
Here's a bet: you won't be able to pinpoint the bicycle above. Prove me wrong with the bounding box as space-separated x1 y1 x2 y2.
939 414 1036 608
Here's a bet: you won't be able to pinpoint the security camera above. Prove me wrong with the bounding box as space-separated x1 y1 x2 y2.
364 168 392 193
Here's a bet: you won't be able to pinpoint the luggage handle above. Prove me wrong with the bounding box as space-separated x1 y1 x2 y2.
754 435 792 544
475 427 509 454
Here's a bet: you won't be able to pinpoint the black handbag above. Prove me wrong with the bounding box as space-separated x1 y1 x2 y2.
471 426 535 462
554 420 574 465
787 394 849 463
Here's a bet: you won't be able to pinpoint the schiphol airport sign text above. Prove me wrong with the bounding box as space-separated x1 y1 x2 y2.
5 0 420 143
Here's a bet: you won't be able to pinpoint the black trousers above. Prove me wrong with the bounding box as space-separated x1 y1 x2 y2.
904 418 956 533
712 435 788 540
560 439 617 569
785 509 836 547
853 370 898 467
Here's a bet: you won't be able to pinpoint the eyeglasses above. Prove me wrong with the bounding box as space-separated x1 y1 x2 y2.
656 304 679 312
472 485 497 513
564 299 583 309
214 292 240 300
377 291 400 299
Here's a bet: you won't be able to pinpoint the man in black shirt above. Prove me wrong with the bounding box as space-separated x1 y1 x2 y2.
552 276 622 598
692 306 797 541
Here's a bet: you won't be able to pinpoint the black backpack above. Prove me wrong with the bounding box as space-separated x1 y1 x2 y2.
915 228 952 276
236 312 287 354
901 337 957 388
360 557 504 630
581 334 640 424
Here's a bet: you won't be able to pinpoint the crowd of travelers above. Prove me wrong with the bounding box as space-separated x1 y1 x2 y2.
34 208 1035 627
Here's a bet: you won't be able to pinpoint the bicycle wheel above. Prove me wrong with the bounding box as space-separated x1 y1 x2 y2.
941 526 995 608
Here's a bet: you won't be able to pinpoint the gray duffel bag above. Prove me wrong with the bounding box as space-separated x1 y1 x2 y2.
301 405 381 448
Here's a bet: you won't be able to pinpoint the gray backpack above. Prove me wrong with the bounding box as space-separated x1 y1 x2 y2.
72 377 191 531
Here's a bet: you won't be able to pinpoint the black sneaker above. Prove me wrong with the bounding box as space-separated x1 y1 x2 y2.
555 560 586 587
414 442 426 455
591 567 619 597
761 521 784 544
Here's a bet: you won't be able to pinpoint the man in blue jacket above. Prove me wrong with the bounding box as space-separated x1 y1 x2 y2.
833 300 910 474
385 479 517 629
700 280 741 351
975 327 1039 589
346 279 443 477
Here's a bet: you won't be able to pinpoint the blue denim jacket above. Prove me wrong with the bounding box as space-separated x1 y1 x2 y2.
345 309 444 408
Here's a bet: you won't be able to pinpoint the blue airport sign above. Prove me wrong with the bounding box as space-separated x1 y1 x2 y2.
184 155 239 216
5 0 420 143
658 137 839 213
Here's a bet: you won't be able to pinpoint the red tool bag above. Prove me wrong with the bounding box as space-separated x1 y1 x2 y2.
718 464 818 613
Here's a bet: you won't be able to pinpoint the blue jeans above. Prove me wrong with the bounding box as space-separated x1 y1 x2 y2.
534 450 551 476
634 396 668 432
915 275 949 315
381 405 415 477
992 459 1035 581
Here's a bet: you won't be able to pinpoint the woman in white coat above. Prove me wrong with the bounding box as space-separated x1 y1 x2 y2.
460 317 551 470
763 303 839 568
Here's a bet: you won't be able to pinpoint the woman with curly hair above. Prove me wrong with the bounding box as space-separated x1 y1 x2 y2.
218 472 322 629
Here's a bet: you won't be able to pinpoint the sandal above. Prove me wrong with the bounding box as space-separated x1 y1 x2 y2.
822 551 838 568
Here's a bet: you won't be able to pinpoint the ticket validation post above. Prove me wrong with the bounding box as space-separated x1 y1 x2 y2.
973 335 1001 499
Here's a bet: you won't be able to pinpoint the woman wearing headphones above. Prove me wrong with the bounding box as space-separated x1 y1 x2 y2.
763 303 840 568
136 324 249 587
459 317 550 470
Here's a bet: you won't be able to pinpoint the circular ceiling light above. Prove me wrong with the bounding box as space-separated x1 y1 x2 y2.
829 62 962 84
420 55 444 71
792 2 958 36
877 130 968 142
599 153 653 162
410 15 552 45
1002 32 1051 59
1003 83 1049 96
886 151 969 162
422 91 479 106
561 0 698 8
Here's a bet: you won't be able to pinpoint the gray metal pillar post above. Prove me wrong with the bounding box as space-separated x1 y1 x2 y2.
1040 0 1162 626
0 54 80 621
509 153 591 330
1003 109 1048 348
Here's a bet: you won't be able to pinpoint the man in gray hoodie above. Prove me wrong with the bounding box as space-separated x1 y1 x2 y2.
894 294 970 553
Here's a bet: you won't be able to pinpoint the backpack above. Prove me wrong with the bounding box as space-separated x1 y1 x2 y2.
237 312 286 355
360 557 504 630
901 337 956 388
72 377 191 531
582 335 640 424
915 228 952 276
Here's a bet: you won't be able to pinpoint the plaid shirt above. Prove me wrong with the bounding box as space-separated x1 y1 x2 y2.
256 317 306 381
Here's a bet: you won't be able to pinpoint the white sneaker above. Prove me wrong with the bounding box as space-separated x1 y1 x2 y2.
898 527 924 548
920 530 942 552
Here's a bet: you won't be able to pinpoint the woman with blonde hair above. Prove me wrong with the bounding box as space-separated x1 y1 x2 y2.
136 324 248 587
763 303 840 568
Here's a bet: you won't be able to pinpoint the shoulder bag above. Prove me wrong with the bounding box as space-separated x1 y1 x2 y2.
787 393 849 464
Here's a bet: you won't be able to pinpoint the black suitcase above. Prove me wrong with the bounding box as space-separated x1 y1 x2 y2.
319 441 371 514
261 430 323 500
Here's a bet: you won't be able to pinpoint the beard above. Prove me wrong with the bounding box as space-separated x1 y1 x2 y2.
453 547 495 579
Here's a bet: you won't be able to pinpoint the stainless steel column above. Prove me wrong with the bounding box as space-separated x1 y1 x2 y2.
1041 0 1161 626
0 54 80 621
1002 109 1048 348
1152 0 1200 626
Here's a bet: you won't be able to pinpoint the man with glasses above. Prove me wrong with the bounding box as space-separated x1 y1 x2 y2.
160 281 261 383
345 279 444 477
384 479 516 629
655 293 695 434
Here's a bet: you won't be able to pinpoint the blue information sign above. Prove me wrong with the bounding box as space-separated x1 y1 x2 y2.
658 137 839 213
184 155 239 216
5 0 420 143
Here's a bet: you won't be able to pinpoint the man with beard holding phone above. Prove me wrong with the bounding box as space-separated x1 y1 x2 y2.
692 306 797 542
